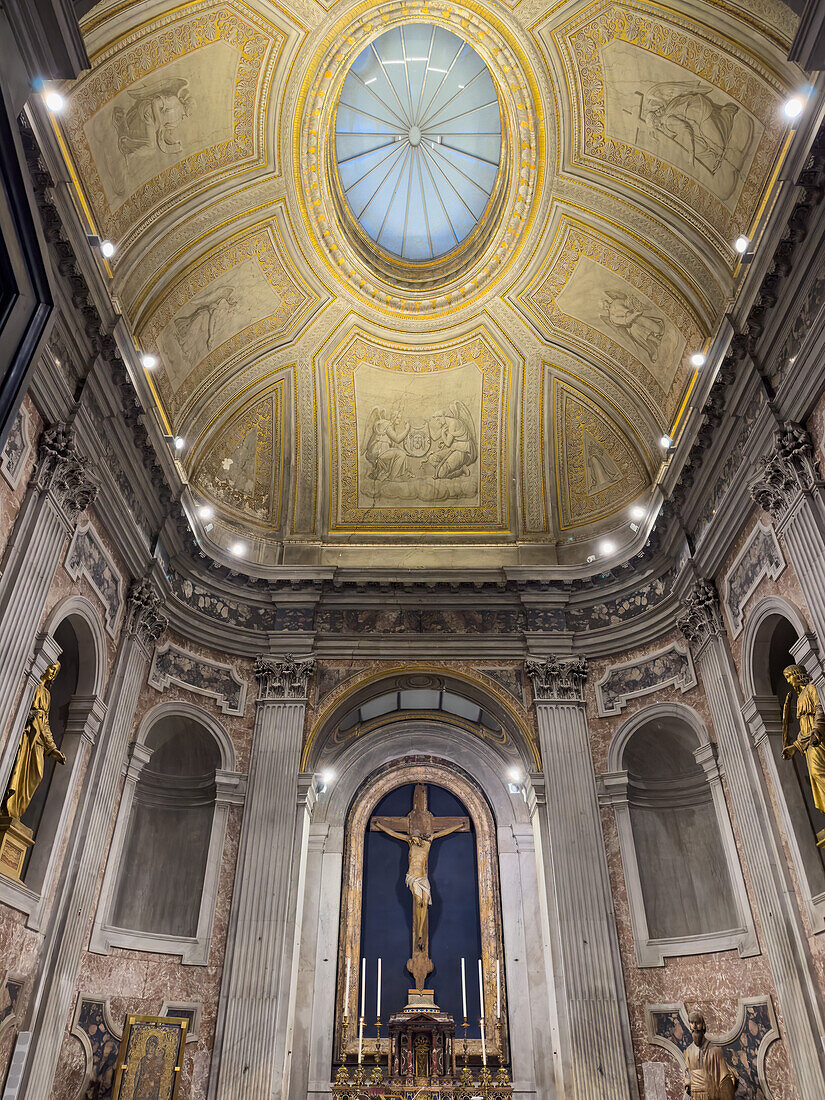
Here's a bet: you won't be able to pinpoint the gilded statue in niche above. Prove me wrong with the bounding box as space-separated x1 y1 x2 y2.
0 663 65 880
782 664 825 845
683 1010 737 1100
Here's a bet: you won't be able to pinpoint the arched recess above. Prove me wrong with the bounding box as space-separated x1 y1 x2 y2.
740 595 825 931
0 595 108 930
287 671 555 1100
89 701 244 964
600 702 757 967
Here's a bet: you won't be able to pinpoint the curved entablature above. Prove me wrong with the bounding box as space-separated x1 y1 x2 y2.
52 0 804 573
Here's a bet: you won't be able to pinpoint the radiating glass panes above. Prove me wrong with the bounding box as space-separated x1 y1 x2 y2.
335 25 501 261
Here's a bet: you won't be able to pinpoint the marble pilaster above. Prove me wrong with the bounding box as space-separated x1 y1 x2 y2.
0 424 96 753
677 578 825 1098
209 655 315 1100
751 422 825 642
524 656 637 1100
18 575 167 1099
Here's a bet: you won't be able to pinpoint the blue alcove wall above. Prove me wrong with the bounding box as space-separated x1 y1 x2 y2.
359 783 483 1031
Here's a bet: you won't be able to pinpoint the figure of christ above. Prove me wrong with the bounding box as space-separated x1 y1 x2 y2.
370 784 469 990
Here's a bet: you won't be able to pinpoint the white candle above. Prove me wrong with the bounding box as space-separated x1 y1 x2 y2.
480 1018 487 1066
461 957 467 1020
496 959 500 1019
361 956 367 1018
377 957 382 1020
344 956 351 1018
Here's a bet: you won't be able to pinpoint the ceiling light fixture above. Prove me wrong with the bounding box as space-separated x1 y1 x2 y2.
100 239 115 258
198 505 213 520
173 436 185 451
600 540 615 555
734 235 750 254
784 96 804 120
631 505 645 520
141 353 157 369
690 352 706 368
509 767 523 783
660 435 673 449
230 541 246 556
44 90 65 112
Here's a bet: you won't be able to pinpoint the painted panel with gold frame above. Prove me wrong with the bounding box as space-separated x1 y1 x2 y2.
112 1014 188 1100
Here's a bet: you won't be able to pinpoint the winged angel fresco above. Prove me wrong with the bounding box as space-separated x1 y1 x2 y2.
360 401 478 503
106 76 195 195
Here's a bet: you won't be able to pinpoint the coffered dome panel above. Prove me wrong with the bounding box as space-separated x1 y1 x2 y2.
56 0 801 570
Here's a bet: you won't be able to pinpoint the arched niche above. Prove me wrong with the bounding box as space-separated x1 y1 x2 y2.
601 702 757 967
288 672 554 1100
740 595 825 931
90 701 244 964
0 595 108 929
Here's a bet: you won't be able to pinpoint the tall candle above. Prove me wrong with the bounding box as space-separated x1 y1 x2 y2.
496 959 500 1018
461 957 467 1020
344 957 351 1018
377 957 382 1020
361 956 367 1018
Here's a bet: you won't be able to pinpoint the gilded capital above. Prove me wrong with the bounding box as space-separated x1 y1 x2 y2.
751 421 820 523
126 576 167 647
525 655 587 702
255 655 316 702
676 578 724 651
36 423 98 522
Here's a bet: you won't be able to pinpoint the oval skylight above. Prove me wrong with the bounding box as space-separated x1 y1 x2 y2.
335 24 502 262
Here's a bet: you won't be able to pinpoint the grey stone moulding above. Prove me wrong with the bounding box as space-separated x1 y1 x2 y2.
595 643 697 717
722 521 785 638
64 522 124 637
0 405 31 489
148 641 248 716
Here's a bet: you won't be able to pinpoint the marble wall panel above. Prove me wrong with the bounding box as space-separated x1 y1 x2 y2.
0 396 41 564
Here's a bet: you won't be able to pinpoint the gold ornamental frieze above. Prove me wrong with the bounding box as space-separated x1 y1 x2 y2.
294 0 544 317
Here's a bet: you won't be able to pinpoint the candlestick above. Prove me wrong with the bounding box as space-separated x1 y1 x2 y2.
344 956 351 1016
358 1015 364 1065
360 956 366 1018
461 957 467 1021
496 959 500 1018
376 957 382 1021
480 1016 487 1066
478 958 486 1066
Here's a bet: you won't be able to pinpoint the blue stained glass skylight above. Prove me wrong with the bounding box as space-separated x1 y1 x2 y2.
335 25 502 262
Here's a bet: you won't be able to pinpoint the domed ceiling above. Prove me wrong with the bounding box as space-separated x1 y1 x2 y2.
59 0 801 570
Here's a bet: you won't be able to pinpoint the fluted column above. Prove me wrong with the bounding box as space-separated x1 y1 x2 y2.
210 655 316 1100
677 579 825 1097
20 576 167 1099
525 656 637 1100
751 421 825 642
0 423 96 754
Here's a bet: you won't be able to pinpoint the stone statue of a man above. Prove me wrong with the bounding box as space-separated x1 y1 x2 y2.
684 1010 736 1100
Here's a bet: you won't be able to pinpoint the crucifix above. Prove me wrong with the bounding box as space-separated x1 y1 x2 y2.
370 784 470 992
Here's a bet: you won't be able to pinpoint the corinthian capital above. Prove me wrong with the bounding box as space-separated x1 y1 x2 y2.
525 655 587 702
36 423 98 522
126 575 167 648
751 421 820 523
676 578 724 651
255 655 316 702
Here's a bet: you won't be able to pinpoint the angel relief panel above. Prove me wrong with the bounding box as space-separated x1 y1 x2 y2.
62 1 281 242
327 334 509 532
552 3 787 239
553 378 648 528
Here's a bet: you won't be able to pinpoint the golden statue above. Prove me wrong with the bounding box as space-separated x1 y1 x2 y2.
782 664 825 846
0 663 64 880
370 784 469 992
683 1010 736 1100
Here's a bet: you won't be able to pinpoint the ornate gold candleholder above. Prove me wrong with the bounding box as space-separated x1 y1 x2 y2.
370 1019 383 1084
335 1016 351 1088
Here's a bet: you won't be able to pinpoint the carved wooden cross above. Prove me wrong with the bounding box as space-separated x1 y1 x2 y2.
370 784 469 992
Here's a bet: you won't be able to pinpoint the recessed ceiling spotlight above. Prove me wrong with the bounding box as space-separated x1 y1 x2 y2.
321 769 336 784
230 541 246 556
100 239 115 258
660 435 673 449
600 540 615 555
173 436 185 451
784 96 804 120
734 235 750 254
509 767 523 783
141 353 157 369
198 504 213 520
690 352 706 368
44 90 65 112
631 505 645 520
586 554 596 563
